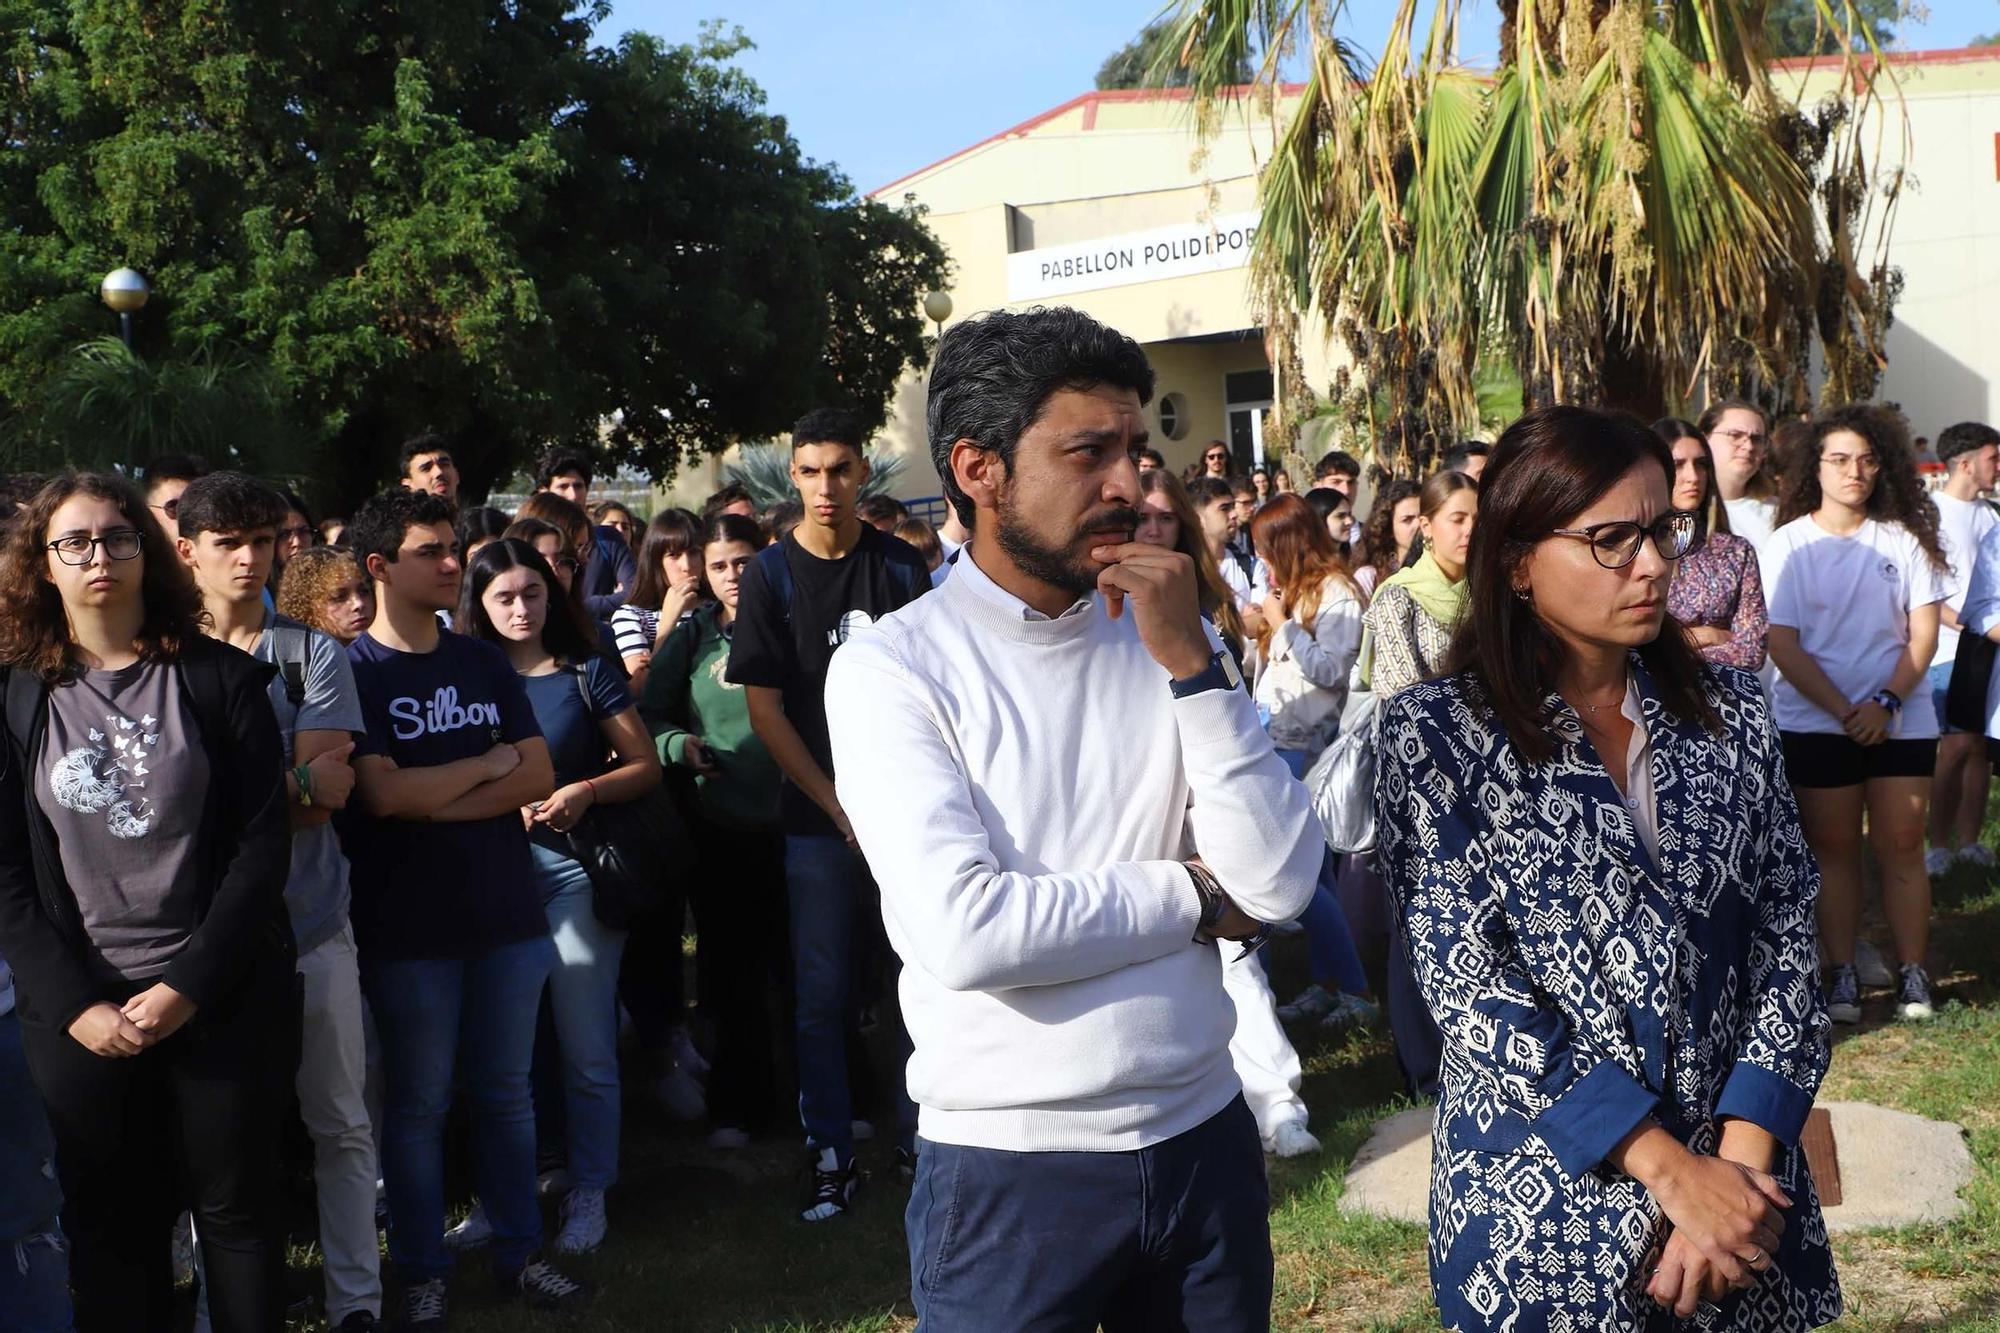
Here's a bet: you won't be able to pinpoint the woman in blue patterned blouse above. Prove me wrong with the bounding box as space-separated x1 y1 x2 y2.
1377 406 1838 1331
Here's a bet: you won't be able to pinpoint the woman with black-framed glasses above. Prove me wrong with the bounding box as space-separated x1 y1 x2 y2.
0 472 294 1330
1655 419 1768 670
1377 406 1838 1331
1762 405 1948 1028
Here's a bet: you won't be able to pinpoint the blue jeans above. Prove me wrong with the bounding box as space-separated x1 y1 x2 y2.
0 1012 70 1333
1930 659 1962 735
363 933 557 1281
907 1096 1272 1330
785 834 916 1162
531 843 626 1190
1275 748 1370 995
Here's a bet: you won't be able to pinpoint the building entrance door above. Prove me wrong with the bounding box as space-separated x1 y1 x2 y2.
1225 368 1275 472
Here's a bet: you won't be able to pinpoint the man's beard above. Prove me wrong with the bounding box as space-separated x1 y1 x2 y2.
994 494 1139 600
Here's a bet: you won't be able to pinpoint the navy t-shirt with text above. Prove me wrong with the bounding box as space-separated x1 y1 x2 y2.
344 630 549 960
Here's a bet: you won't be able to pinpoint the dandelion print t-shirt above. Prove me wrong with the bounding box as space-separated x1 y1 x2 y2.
36 661 209 982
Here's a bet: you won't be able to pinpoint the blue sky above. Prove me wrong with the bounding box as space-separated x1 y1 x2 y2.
603 0 2000 196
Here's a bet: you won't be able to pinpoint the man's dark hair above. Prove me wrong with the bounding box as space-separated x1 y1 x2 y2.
791 408 866 452
926 307 1155 527
347 487 458 567
765 499 803 541
1185 476 1234 510
535 447 595 489
1440 440 1491 474
398 432 452 475
1936 421 2000 466
456 505 512 552
142 453 209 488
1312 449 1361 483
1138 447 1166 469
701 481 755 521
174 472 286 542
857 494 908 526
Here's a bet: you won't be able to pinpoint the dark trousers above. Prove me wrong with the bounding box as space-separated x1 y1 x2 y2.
786 833 916 1160
21 953 294 1333
907 1095 1273 1332
696 817 791 1131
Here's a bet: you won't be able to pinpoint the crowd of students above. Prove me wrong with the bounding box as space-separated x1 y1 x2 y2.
0 296 1986 1332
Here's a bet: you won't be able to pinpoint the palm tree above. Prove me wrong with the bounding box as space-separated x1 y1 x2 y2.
1164 0 1905 473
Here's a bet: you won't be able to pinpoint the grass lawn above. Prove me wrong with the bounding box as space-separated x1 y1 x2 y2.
280 838 2000 1331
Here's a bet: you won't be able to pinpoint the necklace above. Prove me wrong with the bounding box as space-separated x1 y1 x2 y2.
1566 689 1625 718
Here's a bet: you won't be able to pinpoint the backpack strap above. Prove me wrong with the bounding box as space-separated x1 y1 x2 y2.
267 616 312 709
756 541 795 628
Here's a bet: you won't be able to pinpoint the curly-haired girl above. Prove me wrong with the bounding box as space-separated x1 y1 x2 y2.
1764 403 1948 1026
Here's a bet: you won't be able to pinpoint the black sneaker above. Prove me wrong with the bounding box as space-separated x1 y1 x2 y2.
337 1312 380 1331
896 1146 918 1188
1898 963 1936 1021
513 1255 589 1312
801 1147 858 1222
398 1278 447 1330
1826 964 1860 1024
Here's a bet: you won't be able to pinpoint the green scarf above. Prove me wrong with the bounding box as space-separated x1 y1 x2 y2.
1360 550 1467 690
1377 549 1467 625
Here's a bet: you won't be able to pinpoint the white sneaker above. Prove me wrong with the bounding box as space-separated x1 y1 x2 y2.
443 1199 492 1251
1959 843 1994 869
1854 939 1895 989
1925 846 1956 878
654 1063 707 1122
1897 963 1936 1022
1266 1121 1322 1158
554 1187 607 1255
669 1025 710 1078
1276 984 1337 1024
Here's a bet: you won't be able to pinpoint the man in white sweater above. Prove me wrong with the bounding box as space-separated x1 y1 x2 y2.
825 307 1320 1329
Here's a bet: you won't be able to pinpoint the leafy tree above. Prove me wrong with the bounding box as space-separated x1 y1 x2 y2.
1097 17 1251 90
1764 0 1899 57
721 444 905 510
0 4 947 509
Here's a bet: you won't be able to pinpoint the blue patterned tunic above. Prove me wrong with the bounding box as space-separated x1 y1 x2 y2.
1376 658 1839 1332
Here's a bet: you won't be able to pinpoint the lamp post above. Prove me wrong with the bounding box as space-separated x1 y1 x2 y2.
923 290 952 343
100 268 150 352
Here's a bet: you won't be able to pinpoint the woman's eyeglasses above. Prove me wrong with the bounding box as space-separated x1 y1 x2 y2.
47 530 143 565
1548 510 1700 570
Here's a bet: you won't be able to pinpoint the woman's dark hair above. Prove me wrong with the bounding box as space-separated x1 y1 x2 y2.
1650 418 1732 539
514 491 592 559
701 512 766 554
1407 469 1480 568
1357 478 1420 574
0 471 204 681
1301 487 1345 523
458 538 599 664
1138 468 1245 654
457 506 512 554
1776 404 1946 570
1697 398 1778 500
502 517 596 636
629 508 703 611
926 306 1155 528
1444 405 1720 764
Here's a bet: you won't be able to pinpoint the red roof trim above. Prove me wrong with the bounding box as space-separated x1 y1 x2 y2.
1769 42 2000 73
868 83 1308 199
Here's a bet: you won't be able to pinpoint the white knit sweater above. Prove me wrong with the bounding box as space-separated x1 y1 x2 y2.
825 553 1321 1152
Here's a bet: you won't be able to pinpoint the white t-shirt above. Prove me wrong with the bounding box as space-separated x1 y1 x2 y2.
1723 495 1777 550
1761 515 1948 737
1930 493 1997 666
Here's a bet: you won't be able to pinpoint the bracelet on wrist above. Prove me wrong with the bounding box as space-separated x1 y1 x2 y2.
294 763 314 808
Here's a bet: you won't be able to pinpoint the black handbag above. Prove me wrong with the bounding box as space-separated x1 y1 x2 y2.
561 664 690 927
1945 628 1996 735
567 783 689 928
